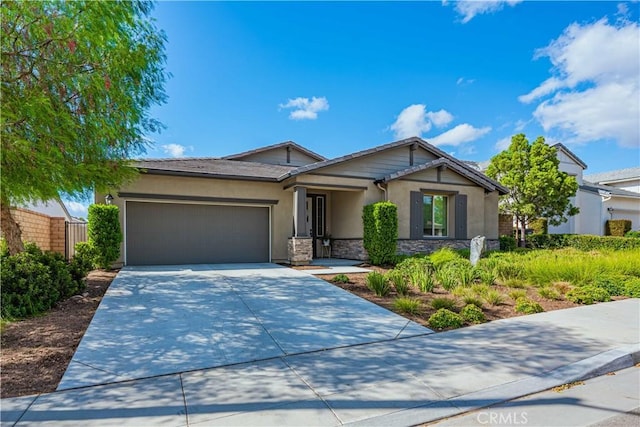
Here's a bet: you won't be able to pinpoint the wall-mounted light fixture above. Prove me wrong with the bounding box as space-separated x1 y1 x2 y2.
105 193 114 205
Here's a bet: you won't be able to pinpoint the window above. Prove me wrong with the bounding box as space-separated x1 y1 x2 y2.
423 195 448 236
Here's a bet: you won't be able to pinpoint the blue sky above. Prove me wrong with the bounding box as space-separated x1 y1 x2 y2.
67 1 640 217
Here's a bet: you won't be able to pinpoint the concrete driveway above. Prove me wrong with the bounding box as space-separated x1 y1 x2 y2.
59 263 431 390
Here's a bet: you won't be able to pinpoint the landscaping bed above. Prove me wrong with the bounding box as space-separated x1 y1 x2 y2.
0 269 116 398
320 270 583 328
315 247 638 331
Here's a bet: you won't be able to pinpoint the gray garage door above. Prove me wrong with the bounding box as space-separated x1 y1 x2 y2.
126 201 269 265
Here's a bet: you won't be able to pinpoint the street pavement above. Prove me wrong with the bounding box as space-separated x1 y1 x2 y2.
433 365 639 427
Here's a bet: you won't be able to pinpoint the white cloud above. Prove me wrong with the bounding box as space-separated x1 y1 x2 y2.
456 77 475 86
161 143 188 157
66 201 88 219
279 96 329 120
427 109 454 128
428 124 492 147
450 0 523 23
520 18 640 148
495 136 512 151
390 104 454 139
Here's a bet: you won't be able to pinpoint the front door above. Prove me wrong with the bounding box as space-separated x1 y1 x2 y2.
305 194 326 258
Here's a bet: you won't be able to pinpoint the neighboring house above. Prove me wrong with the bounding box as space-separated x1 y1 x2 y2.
549 144 640 235
100 138 507 266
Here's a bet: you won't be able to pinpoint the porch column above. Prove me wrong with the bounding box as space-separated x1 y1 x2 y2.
293 186 308 237
289 186 312 265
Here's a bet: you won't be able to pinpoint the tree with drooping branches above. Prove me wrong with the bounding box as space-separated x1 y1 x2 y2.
1 0 168 254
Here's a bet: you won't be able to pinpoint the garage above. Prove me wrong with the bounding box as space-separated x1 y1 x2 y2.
125 201 270 265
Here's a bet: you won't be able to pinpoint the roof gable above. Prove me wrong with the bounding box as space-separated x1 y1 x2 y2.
552 143 587 169
281 137 508 193
377 158 507 193
223 141 326 166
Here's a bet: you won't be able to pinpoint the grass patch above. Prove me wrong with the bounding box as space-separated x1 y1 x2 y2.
387 270 410 296
366 271 390 297
483 290 505 306
431 297 457 311
394 297 421 315
508 289 527 300
538 286 562 300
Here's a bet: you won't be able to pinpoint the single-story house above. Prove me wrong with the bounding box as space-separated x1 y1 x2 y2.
99 137 508 266
549 144 640 235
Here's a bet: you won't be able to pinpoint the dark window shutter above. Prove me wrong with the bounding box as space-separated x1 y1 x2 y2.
410 191 423 239
455 194 467 239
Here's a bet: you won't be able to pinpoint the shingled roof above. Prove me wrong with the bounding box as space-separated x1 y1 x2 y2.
222 141 327 162
134 158 296 181
584 167 640 184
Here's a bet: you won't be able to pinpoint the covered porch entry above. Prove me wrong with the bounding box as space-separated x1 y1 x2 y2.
286 182 368 265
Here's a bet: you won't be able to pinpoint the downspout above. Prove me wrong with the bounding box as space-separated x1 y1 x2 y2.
376 181 388 201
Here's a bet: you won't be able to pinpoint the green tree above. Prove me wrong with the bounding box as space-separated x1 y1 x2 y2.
486 134 579 246
1 1 167 254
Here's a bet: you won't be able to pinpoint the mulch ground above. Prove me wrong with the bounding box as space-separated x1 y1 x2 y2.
1 270 116 398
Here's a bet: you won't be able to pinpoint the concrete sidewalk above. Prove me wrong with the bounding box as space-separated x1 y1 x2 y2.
1 299 638 426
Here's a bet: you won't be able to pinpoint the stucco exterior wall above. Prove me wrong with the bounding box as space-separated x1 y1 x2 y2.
105 174 294 264
386 180 492 239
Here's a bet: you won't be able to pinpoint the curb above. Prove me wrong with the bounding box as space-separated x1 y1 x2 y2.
345 343 640 427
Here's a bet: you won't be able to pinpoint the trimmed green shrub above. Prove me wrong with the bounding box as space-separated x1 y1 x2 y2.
331 274 350 284
429 248 462 270
428 308 464 329
393 297 421 314
431 297 457 311
1 251 54 318
365 271 390 296
499 235 517 252
387 270 410 296
527 234 640 251
623 277 640 298
606 219 632 237
625 230 640 238
88 204 122 269
515 298 544 314
460 304 486 324
69 242 96 283
565 286 610 305
362 202 398 266
538 286 562 300
529 218 548 235
41 250 78 299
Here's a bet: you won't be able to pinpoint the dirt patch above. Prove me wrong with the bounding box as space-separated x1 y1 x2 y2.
1 269 116 398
